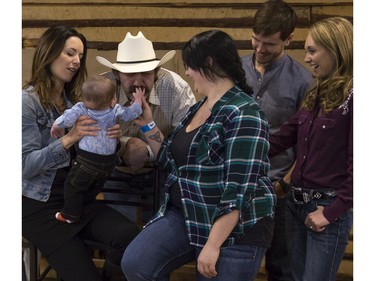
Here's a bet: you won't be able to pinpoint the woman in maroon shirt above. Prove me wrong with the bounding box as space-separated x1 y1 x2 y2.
269 17 353 281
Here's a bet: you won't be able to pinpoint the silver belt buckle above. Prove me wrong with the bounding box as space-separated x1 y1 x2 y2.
313 192 322 199
291 189 302 204
302 193 311 203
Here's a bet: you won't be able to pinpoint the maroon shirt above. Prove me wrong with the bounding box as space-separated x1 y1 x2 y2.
269 90 353 222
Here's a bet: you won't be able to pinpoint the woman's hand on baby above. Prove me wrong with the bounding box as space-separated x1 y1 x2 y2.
50 122 65 138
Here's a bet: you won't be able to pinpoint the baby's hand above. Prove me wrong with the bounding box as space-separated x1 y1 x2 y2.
50 123 65 138
132 87 145 107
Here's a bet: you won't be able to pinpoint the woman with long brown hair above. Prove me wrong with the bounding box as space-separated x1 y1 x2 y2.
22 25 139 281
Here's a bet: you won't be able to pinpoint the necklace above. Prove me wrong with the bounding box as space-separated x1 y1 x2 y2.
187 101 211 131
51 99 66 115
197 103 212 124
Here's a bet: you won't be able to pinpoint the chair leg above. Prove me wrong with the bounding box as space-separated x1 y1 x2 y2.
29 241 38 281
38 264 63 281
153 165 161 213
23 238 60 281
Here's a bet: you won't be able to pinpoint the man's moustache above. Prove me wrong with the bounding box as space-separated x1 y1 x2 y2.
131 86 146 92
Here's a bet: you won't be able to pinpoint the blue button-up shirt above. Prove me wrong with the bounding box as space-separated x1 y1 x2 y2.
242 54 314 181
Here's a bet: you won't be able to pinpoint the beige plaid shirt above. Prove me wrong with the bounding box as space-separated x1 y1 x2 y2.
102 68 196 171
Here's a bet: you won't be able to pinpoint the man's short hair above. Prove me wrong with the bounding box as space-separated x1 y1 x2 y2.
253 0 297 41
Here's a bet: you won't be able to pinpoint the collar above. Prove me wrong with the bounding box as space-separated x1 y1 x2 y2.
148 86 160 105
251 53 287 72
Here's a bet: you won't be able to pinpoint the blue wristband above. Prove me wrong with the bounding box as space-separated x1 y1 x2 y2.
140 121 156 133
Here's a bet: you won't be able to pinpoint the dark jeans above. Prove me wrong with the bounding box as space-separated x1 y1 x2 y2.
62 153 117 221
286 194 353 281
265 196 292 281
45 205 139 281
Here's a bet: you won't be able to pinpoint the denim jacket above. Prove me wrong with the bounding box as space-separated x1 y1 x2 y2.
22 86 73 202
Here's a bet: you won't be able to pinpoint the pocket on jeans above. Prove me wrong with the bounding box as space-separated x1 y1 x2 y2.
71 164 99 192
215 244 265 281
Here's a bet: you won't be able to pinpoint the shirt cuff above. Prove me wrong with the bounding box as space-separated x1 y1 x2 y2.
116 136 132 158
117 137 155 162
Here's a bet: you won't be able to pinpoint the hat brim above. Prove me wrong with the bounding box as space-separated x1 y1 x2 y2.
96 50 176 73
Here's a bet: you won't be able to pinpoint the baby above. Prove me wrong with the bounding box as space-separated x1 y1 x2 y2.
51 75 144 223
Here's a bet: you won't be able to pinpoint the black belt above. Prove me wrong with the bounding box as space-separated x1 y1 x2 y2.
291 186 337 204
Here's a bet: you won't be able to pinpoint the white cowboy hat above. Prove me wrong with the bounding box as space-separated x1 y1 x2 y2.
96 31 176 73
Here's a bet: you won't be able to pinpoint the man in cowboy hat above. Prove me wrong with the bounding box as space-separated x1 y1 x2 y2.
96 31 196 222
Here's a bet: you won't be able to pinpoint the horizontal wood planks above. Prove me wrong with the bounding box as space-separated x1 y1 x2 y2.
22 0 353 97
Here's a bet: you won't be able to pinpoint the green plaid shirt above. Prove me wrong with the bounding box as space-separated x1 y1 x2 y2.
149 85 276 248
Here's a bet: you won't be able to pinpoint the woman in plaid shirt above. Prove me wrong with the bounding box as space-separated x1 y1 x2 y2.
122 30 276 281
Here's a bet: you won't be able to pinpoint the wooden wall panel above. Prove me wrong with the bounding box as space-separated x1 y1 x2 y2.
22 0 353 94
22 0 353 4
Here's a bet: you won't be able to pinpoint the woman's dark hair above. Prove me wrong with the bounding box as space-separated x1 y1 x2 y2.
182 29 253 96
23 25 88 109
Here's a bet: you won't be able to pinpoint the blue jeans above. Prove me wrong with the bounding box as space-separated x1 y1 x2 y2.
265 196 292 281
122 206 266 281
286 194 353 281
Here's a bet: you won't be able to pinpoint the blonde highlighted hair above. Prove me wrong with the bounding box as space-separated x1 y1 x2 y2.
301 17 353 113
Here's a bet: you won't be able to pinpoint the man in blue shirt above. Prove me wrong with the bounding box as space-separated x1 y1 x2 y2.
241 1 314 280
